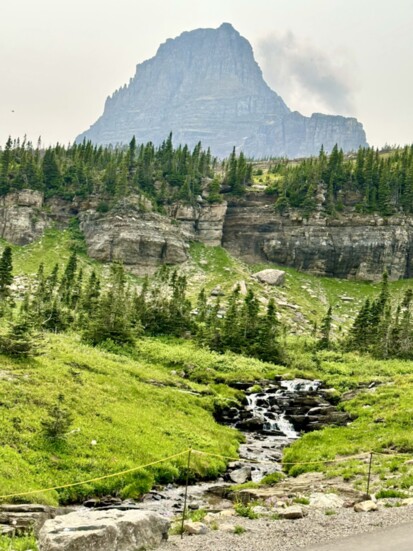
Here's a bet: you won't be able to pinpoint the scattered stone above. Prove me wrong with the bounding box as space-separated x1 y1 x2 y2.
253 269 286 286
229 466 252 484
183 520 208 535
278 505 308 519
354 500 378 513
309 493 345 509
210 285 225 296
402 498 413 506
39 509 169 551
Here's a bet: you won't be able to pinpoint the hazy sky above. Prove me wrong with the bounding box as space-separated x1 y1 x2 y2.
1 0 412 148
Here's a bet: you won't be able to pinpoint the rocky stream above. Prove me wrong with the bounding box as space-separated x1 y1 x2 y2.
129 378 350 517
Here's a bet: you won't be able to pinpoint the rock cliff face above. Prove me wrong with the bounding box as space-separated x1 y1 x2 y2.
2 190 413 281
223 194 413 281
79 204 189 275
76 23 367 158
0 190 50 245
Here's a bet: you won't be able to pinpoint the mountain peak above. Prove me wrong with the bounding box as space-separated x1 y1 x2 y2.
76 24 367 157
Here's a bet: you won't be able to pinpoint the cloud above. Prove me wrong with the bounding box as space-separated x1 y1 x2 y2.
257 31 357 116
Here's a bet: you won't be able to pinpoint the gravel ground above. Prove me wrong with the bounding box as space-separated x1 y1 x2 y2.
162 505 413 551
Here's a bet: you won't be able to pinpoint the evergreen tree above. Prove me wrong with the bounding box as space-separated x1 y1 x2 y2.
318 306 333 350
0 246 13 299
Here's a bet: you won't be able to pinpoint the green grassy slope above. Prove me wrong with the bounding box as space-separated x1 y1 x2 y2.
0 333 260 506
2 231 413 506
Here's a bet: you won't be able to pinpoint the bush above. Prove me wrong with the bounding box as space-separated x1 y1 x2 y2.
234 502 258 519
96 201 110 213
41 398 73 440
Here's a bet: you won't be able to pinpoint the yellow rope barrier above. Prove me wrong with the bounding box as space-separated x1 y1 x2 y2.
1 447 412 501
0 450 189 501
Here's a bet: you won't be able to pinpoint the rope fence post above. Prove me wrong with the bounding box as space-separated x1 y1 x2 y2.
180 447 192 539
366 452 374 496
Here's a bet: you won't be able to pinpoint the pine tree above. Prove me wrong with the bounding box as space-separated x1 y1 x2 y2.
318 306 333 350
0 315 40 357
256 298 280 362
84 262 133 345
0 245 13 300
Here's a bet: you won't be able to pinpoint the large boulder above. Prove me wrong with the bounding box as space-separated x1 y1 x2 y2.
38 508 169 551
253 269 286 286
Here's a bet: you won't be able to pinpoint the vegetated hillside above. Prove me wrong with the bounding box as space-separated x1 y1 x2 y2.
1 230 413 509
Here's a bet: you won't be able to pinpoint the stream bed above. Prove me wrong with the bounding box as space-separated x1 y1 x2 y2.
114 378 349 517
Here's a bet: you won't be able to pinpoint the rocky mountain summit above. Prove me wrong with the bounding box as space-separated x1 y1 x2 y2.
76 23 367 158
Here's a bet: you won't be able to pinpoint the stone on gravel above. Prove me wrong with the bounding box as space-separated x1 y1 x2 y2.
354 500 378 513
278 505 308 519
253 269 286 286
402 498 413 506
309 493 345 509
229 466 252 484
38 508 169 551
183 521 208 535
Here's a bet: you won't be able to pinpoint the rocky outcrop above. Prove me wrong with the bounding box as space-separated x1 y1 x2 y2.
39 508 169 551
223 194 413 281
79 204 189 275
0 190 50 245
76 23 367 158
4 189 413 281
168 201 228 246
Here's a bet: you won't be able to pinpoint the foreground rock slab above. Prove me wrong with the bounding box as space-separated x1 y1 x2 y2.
0 504 59 536
39 508 169 551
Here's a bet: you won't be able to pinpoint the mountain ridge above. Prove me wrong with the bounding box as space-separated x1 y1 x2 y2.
76 23 367 158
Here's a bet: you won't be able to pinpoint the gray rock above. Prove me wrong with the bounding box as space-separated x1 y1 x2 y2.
0 504 59 537
75 24 366 158
210 285 225 297
0 190 50 245
183 520 208 535
309 493 345 509
278 505 308 519
223 196 413 280
229 466 252 484
354 500 378 513
79 204 188 275
254 269 286 286
38 508 169 551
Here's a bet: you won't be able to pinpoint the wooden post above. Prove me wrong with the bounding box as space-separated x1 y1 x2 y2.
366 452 373 496
180 448 192 539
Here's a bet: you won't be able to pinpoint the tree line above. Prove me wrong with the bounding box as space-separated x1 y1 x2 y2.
0 135 253 206
272 144 413 216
